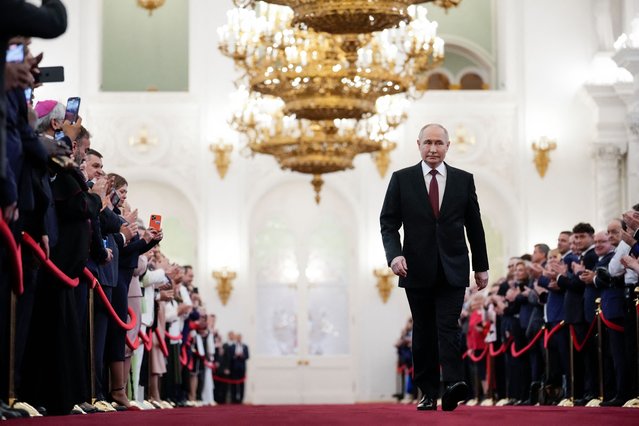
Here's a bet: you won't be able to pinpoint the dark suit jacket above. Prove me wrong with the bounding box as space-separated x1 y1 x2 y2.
380 162 489 288
594 250 624 320
557 246 598 324
583 251 614 323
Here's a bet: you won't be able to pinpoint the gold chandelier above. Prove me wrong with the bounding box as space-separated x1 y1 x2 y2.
229 88 407 202
137 0 165 16
237 1 462 34
218 1 444 201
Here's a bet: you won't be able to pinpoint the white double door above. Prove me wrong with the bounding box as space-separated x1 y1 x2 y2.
249 183 356 404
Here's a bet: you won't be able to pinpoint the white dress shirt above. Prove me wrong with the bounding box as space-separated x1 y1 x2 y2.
421 161 447 209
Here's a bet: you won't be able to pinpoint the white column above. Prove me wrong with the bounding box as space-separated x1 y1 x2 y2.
593 144 625 228
613 33 639 206
583 83 630 227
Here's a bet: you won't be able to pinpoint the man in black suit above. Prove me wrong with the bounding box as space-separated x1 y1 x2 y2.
230 333 249 404
554 222 597 404
380 123 489 411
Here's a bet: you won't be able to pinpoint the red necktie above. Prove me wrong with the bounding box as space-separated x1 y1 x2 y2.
428 169 439 218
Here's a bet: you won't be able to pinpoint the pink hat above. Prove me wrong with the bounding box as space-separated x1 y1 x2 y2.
34 100 58 118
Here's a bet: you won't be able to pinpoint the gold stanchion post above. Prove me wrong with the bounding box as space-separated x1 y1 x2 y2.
558 326 574 406
624 289 639 407
587 299 603 406
8 292 16 407
89 286 95 404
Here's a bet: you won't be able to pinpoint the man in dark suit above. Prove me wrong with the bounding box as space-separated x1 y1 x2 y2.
554 222 597 404
380 123 489 411
230 333 249 403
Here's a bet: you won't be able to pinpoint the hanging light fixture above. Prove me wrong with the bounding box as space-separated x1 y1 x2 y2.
137 0 166 16
239 0 461 34
218 1 445 201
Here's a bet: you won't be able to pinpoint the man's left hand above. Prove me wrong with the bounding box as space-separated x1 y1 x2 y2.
474 271 489 290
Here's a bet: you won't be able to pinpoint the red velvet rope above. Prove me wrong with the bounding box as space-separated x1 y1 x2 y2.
543 321 565 348
0 214 23 295
142 329 152 351
91 278 137 331
198 353 216 370
180 344 188 366
212 375 246 384
569 319 597 352
510 327 545 358
125 327 153 351
489 337 513 357
466 347 488 362
189 344 216 370
22 232 78 288
126 333 141 351
155 327 169 357
165 331 182 341
599 311 624 333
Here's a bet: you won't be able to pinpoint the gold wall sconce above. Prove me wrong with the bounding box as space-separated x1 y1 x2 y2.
137 0 165 16
531 136 557 178
209 142 233 179
212 268 237 306
372 140 397 178
373 267 396 303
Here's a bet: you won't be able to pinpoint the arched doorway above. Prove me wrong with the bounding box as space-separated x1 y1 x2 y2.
249 181 356 403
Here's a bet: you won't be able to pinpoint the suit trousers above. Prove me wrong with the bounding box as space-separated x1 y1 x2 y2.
405 270 465 398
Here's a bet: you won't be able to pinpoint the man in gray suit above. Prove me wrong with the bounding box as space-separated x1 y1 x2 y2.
380 123 489 411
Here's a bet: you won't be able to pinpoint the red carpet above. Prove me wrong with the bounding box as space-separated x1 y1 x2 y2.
8 404 639 425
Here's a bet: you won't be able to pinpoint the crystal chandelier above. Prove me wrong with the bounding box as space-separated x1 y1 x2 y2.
229 88 407 202
238 1 462 34
218 1 444 201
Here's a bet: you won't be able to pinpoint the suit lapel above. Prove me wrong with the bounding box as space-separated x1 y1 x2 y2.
439 163 455 217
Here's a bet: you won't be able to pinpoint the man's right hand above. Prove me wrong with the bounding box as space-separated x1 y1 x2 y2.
62 117 82 142
89 176 108 199
390 256 408 277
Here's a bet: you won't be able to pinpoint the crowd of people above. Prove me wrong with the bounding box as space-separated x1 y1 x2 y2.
395 210 639 407
0 2 249 419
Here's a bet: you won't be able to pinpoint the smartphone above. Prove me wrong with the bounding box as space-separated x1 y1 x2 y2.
149 214 162 231
111 192 120 207
24 87 33 105
64 97 81 124
35 66 64 83
6 43 25 63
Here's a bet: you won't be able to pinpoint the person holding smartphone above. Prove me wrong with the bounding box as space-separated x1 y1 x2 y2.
2 37 81 418
105 173 162 410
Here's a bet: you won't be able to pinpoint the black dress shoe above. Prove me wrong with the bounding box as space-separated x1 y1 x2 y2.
0 405 24 419
600 397 625 407
0 400 28 418
417 395 437 411
442 382 469 411
573 395 595 406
